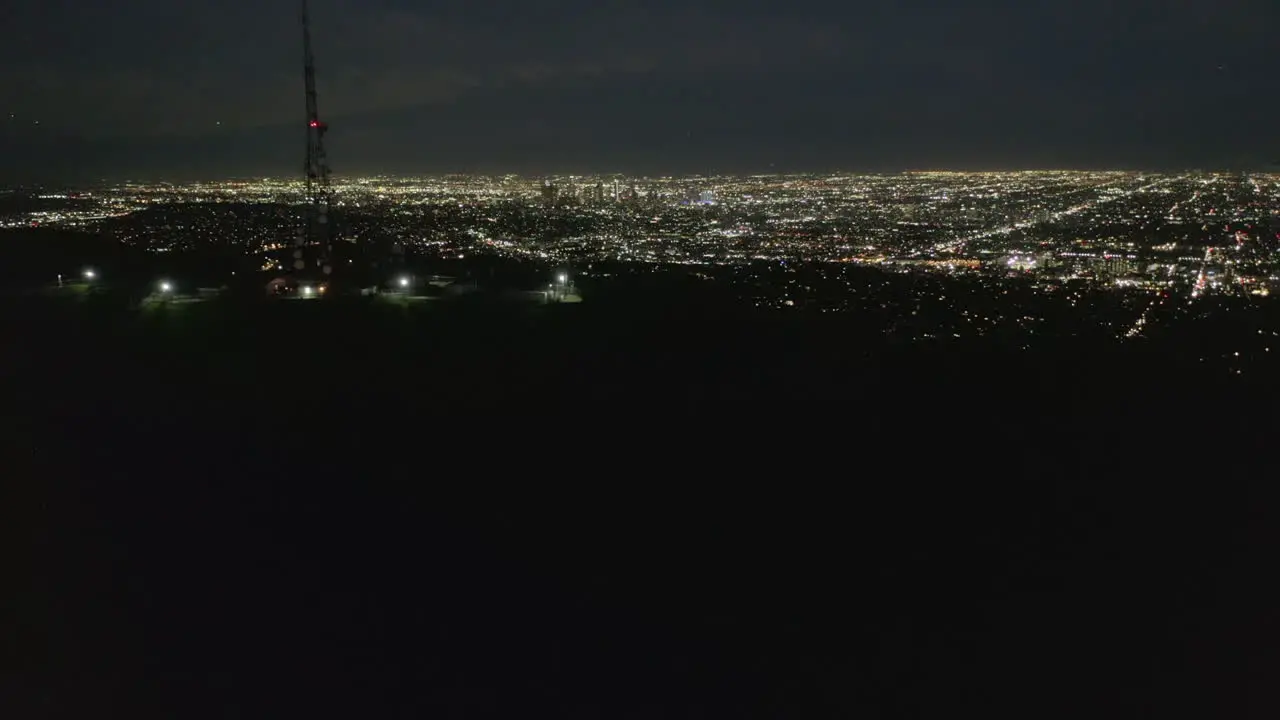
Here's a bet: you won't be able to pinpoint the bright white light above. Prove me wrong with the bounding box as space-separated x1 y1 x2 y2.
83 269 96 280
159 281 172 293
558 274 567 284
301 285 313 296
399 276 410 288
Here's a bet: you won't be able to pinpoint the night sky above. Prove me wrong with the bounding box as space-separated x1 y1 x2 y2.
1 0 1277 180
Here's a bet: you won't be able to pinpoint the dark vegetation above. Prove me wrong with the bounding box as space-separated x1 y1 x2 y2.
5 227 1277 719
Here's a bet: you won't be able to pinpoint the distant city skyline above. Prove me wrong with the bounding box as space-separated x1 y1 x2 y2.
4 142 1279 187
5 171 1279 356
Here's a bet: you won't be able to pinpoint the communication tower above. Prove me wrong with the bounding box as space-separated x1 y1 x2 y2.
296 0 333 278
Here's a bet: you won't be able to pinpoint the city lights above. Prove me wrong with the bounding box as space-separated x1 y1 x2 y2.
12 170 1280 349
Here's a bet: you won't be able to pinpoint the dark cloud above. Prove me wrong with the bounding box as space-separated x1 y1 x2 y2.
1 0 1278 180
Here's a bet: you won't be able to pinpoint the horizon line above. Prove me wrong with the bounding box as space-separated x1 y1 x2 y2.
6 167 1279 187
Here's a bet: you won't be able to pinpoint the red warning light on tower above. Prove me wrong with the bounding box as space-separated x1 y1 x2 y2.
309 120 319 128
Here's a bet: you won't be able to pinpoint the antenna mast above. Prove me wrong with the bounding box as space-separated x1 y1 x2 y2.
297 0 333 277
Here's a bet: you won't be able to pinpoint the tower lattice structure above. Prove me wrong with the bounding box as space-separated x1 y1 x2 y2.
296 0 333 277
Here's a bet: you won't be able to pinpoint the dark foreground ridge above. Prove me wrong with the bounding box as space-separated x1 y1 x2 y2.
5 291 1277 719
